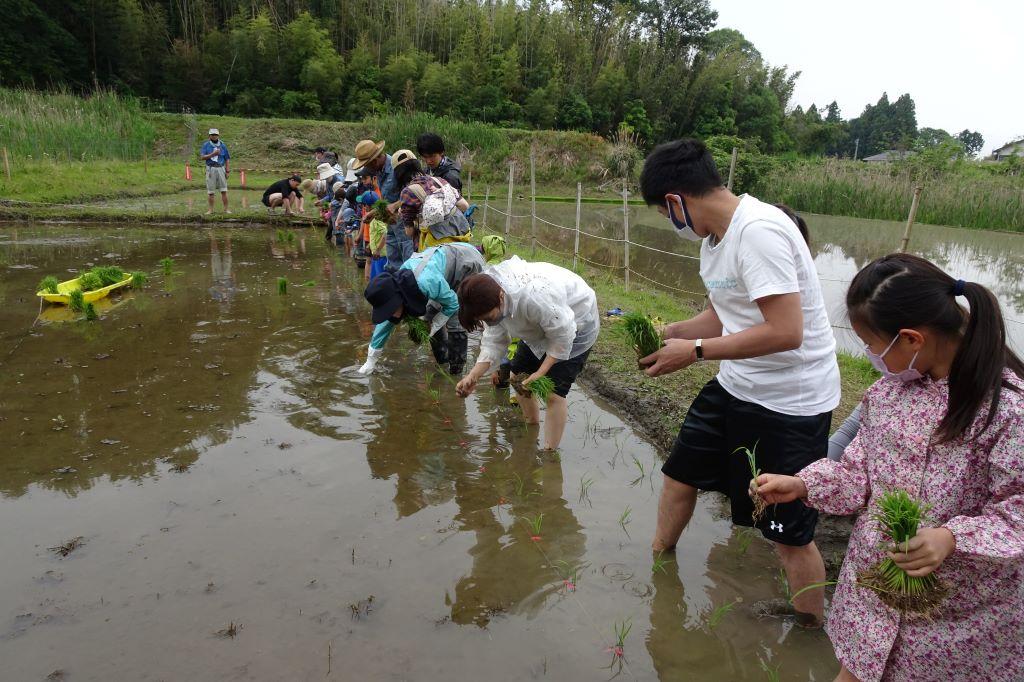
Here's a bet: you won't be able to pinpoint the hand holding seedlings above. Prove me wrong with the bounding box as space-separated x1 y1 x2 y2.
752 474 808 505
888 527 956 577
639 338 698 377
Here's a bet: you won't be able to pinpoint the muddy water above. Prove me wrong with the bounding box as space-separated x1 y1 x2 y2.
504 202 1024 352
0 224 835 681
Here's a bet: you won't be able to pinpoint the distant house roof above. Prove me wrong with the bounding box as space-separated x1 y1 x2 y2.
862 150 915 162
993 140 1024 157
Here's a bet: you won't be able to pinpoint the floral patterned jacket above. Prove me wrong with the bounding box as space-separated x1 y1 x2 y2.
799 370 1024 682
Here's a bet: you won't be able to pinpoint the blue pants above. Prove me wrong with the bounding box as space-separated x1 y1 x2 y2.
385 225 413 272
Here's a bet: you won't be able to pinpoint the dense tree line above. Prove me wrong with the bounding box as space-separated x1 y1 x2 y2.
2 0 983 156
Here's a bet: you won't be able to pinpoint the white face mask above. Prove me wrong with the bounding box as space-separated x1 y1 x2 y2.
666 195 702 241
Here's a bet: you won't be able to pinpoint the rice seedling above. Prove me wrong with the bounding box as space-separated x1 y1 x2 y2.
159 257 174 275
610 617 632 655
286 230 296 243
618 311 662 358
275 229 287 242
859 489 949 614
552 560 582 591
759 658 781 682
48 536 85 557
406 317 431 345
706 598 740 630
578 473 595 506
733 527 758 555
78 271 103 291
619 506 632 538
277 277 288 294
735 442 766 524
130 271 148 287
652 551 674 576
525 376 556 401
296 280 316 287
523 513 544 539
38 275 59 294
628 454 647 487
510 472 538 500
68 289 85 312
84 302 97 320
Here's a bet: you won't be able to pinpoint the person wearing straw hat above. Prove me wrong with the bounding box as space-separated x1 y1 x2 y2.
352 139 412 270
199 128 231 215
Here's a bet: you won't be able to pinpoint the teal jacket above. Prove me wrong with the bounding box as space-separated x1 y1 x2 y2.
369 248 457 349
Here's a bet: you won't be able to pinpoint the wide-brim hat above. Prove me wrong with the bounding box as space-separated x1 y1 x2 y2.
364 270 426 323
316 163 336 180
352 139 386 170
344 157 358 183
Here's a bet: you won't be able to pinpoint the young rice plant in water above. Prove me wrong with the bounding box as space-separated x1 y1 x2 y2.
68 289 85 312
860 489 948 614
277 277 288 294
84 302 97 320
130 271 148 287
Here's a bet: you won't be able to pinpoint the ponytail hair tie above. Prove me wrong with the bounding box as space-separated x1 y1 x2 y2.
952 279 966 297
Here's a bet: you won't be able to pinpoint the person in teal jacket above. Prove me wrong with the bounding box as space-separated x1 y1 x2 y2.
359 242 485 375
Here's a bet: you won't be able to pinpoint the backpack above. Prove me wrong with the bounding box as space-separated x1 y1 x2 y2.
406 176 460 229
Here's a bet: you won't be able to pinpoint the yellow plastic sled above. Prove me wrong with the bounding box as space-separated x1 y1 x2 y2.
36 274 133 305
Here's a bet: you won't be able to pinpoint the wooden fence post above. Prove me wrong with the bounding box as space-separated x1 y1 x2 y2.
483 186 490 230
505 161 514 236
623 177 631 290
573 182 582 271
143 147 149 175
727 146 738 191
530 149 537 257
2 147 11 180
900 186 923 252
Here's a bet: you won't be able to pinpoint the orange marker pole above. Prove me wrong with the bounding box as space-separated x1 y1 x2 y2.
240 169 246 189
185 162 192 181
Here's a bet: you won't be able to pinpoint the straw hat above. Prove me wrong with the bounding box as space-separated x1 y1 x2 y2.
391 149 417 169
352 139 386 170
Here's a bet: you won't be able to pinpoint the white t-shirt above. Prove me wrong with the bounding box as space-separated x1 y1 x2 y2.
700 195 840 416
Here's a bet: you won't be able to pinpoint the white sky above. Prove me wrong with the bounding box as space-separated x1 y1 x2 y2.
711 0 1024 155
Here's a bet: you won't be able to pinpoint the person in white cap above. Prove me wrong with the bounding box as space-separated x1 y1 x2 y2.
199 128 231 214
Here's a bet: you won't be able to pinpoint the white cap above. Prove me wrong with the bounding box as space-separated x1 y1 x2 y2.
208 128 220 135
344 158 358 183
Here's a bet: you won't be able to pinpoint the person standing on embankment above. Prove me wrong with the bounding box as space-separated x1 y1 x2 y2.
637 138 840 627
199 128 230 215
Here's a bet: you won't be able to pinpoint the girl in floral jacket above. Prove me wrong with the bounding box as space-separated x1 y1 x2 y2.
756 253 1024 682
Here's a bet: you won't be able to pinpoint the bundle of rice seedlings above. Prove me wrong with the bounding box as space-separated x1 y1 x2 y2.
373 199 392 223
406 317 431 345
84 302 98 320
90 265 126 286
619 312 662 358
130 271 148 287
38 276 60 294
277 277 288 294
735 443 766 524
69 289 85 312
859 489 949 614
159 257 174 275
526 376 556 401
78 271 103 291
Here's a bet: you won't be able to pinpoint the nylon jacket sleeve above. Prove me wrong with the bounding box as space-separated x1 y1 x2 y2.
417 263 459 318
944 412 1024 563
369 320 396 350
476 323 511 368
799 399 872 515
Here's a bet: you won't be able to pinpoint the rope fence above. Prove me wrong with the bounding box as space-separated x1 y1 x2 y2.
475 153 1024 338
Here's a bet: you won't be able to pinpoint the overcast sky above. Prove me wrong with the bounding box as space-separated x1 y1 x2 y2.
711 0 1024 155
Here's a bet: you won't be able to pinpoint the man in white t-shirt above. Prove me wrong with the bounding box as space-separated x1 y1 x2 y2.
637 138 840 626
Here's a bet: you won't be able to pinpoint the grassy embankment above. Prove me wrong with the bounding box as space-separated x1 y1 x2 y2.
3 87 1021 230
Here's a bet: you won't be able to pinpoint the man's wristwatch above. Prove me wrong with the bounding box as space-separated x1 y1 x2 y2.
694 338 704 361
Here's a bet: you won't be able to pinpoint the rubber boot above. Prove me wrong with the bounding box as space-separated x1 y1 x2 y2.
447 330 468 375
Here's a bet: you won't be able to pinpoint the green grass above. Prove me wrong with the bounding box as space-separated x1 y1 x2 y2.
756 157 1024 232
0 87 155 162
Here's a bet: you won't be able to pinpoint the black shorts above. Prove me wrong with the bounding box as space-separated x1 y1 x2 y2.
662 378 831 546
509 342 590 398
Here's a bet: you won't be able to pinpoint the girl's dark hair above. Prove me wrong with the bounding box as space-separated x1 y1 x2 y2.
639 138 722 205
416 132 445 155
457 274 502 332
393 158 424 190
847 253 1023 443
773 203 810 245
